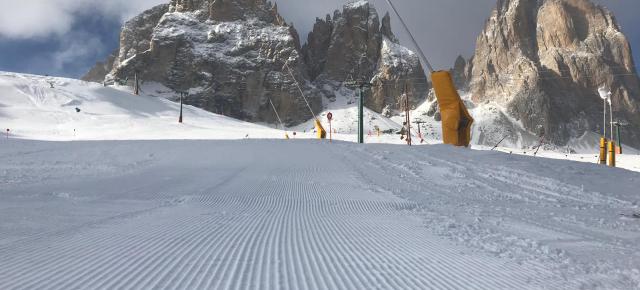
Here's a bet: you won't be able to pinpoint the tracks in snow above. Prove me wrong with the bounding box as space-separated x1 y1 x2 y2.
335 144 640 289
0 141 574 289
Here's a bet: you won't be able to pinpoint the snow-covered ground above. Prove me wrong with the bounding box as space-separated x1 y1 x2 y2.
2 71 638 171
2 71 640 288
1 140 639 289
0 72 281 141
0 72 410 144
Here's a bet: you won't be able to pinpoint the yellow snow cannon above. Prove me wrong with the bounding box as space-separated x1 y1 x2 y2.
431 71 474 147
608 140 616 167
383 0 474 147
599 137 608 165
315 119 327 140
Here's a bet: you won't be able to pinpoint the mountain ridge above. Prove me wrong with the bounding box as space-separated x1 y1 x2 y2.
466 0 640 147
84 0 429 126
83 0 640 148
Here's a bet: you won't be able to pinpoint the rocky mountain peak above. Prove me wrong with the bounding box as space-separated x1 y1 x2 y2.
101 0 319 125
381 12 399 44
450 55 471 91
86 0 429 126
317 0 382 82
302 16 333 81
168 0 287 25
169 0 209 12
82 49 119 83
469 0 640 147
302 1 429 112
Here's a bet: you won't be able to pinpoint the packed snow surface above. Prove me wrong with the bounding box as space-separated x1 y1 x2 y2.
2 71 640 288
0 72 280 141
1 140 640 289
1 71 638 172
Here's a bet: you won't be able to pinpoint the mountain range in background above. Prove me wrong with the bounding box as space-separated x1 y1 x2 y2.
454 0 640 148
84 0 427 126
84 0 640 149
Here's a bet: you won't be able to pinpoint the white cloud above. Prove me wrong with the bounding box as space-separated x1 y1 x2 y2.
0 0 167 39
51 33 105 71
2 0 636 74
20 30 111 77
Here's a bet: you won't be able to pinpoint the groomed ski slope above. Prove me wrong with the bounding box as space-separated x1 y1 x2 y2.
0 72 282 141
1 140 640 289
1 71 639 173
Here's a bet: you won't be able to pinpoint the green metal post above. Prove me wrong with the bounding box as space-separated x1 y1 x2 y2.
617 124 622 153
345 80 370 144
359 86 364 144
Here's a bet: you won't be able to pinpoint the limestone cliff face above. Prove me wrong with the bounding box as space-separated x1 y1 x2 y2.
82 49 118 83
450 55 472 91
82 4 168 83
302 2 429 113
369 11 428 113
302 16 333 81
86 0 429 124
370 38 429 113
470 0 640 146
116 4 170 71
321 2 382 83
169 0 287 24
106 0 319 124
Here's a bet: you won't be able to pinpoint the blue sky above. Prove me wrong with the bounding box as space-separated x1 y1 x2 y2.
0 0 638 78
0 13 121 78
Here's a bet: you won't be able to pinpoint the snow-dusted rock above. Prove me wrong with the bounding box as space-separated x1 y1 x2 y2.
469 0 640 147
82 49 118 83
87 0 429 125
106 0 320 125
117 4 170 70
302 2 430 113
370 37 429 112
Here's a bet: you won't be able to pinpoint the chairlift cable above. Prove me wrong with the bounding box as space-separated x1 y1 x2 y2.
284 63 319 121
268 98 287 130
383 0 435 73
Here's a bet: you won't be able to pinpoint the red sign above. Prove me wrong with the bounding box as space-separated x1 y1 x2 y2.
327 112 333 121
